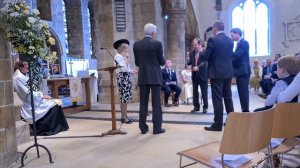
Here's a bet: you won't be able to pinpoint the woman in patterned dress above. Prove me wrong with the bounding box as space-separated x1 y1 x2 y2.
113 39 134 124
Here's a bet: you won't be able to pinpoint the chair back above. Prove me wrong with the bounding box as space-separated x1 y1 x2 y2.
272 103 300 138
219 107 275 154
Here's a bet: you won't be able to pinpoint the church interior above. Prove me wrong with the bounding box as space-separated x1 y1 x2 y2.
1 0 300 167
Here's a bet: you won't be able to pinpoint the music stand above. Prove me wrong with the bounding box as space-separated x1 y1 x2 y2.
98 66 127 136
20 59 53 167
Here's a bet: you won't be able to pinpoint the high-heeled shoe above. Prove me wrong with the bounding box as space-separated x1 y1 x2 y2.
121 117 133 124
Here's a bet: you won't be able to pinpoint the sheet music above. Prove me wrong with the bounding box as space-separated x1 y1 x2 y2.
214 154 251 168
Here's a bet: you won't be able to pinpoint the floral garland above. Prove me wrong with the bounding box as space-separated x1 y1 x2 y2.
0 0 57 91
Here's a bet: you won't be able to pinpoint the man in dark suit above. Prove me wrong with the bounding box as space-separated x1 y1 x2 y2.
260 59 274 96
230 28 251 112
133 23 166 135
187 38 208 113
202 21 234 131
161 59 181 107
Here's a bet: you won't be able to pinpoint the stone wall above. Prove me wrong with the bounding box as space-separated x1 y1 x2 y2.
0 38 17 168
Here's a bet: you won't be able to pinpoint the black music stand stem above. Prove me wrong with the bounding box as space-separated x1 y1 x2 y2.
21 61 53 167
99 66 127 136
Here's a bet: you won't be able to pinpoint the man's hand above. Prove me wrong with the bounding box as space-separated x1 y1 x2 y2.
193 66 199 71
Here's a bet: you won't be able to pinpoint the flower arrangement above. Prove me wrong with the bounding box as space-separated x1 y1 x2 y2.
0 0 57 90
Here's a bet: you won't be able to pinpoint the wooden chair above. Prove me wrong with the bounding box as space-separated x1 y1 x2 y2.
268 103 300 166
161 91 175 106
177 107 276 168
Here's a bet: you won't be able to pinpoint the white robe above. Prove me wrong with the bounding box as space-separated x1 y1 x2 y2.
13 69 56 124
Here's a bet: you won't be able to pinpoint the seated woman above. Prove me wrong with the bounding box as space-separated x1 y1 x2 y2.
254 56 300 112
180 65 193 104
13 59 69 136
249 59 262 93
278 55 300 103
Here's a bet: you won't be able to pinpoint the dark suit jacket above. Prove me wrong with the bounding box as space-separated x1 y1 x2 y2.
187 50 208 81
262 65 273 80
161 68 178 85
232 39 251 77
203 33 234 79
133 36 165 85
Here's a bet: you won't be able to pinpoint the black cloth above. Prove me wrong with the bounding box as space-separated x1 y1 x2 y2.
161 68 181 103
187 50 208 109
30 105 69 136
133 36 165 133
232 38 251 112
202 33 234 129
116 72 133 103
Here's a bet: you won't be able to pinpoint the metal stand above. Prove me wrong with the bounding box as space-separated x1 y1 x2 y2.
99 66 127 136
21 61 53 167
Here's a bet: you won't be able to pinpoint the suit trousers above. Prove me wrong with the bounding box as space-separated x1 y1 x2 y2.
139 84 162 133
162 84 181 103
236 75 250 112
192 79 208 110
210 78 234 129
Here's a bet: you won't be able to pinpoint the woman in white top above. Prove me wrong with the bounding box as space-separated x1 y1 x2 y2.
113 39 134 124
13 59 69 136
278 56 300 103
181 65 193 103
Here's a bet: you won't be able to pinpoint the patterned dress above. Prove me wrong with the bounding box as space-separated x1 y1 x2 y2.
115 53 133 103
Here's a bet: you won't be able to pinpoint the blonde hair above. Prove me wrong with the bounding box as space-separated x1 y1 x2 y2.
277 55 300 75
117 43 129 54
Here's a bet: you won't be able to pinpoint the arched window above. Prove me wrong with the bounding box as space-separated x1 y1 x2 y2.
231 0 269 56
62 0 69 54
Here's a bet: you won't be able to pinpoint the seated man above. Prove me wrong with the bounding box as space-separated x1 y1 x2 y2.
161 59 181 107
259 58 275 97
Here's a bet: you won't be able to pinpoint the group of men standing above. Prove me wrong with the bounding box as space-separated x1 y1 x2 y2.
133 20 251 134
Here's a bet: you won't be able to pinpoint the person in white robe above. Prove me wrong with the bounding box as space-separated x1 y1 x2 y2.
13 59 69 136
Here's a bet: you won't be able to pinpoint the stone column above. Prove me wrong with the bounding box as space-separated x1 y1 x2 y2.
94 0 117 103
0 38 17 167
164 0 186 71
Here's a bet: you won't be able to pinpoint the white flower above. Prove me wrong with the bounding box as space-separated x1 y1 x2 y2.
29 46 35 50
15 5 20 11
24 9 29 15
9 12 19 17
32 9 40 16
27 17 36 24
48 37 55 45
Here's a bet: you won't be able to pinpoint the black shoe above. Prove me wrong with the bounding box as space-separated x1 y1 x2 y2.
204 126 222 131
121 118 133 124
141 128 149 134
153 128 166 135
173 101 179 106
202 108 208 113
258 93 267 99
191 109 199 113
164 103 171 107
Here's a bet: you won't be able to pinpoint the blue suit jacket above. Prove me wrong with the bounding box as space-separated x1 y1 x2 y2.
161 68 178 86
232 39 251 77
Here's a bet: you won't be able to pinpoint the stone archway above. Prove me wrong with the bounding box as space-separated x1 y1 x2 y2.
185 0 199 53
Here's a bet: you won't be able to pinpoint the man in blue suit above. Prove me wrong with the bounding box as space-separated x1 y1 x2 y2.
202 21 234 131
161 59 181 107
231 28 251 112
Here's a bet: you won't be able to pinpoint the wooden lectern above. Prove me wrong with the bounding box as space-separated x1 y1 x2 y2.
98 66 127 136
